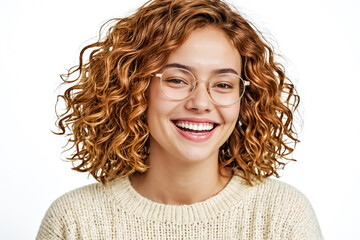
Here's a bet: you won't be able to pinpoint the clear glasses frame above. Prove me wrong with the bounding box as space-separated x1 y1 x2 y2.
154 67 250 106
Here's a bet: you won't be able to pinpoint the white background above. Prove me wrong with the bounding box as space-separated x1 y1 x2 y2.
1 0 359 239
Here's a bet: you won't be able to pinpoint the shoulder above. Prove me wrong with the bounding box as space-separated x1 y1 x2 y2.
233 170 311 208
253 177 310 204
48 182 107 211
242 177 323 239
245 178 315 217
45 176 129 216
36 179 125 240
38 182 108 224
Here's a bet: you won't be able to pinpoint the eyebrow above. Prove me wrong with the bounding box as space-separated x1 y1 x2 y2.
164 63 240 75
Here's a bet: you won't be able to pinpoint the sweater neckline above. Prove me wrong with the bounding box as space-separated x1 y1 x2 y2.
107 169 252 223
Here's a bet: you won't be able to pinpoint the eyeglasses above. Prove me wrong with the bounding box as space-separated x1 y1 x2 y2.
154 67 250 106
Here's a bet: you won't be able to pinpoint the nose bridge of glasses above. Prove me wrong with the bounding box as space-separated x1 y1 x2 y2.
193 77 211 90
187 79 214 110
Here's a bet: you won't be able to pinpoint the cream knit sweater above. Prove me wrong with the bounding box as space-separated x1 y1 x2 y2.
36 171 323 239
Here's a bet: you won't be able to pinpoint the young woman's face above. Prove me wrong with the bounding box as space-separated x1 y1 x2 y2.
147 26 241 164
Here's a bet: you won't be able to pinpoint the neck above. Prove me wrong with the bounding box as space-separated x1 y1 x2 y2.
130 152 233 205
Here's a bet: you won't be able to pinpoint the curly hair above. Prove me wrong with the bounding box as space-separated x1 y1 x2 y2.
57 0 300 184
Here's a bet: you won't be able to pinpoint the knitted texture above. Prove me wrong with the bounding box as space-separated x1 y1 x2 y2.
36 172 323 239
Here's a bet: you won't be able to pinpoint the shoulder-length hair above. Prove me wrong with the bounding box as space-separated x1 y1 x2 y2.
57 0 299 184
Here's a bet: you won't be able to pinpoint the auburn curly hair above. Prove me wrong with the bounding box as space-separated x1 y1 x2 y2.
57 0 300 184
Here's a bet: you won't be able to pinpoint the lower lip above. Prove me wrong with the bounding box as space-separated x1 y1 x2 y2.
172 122 217 142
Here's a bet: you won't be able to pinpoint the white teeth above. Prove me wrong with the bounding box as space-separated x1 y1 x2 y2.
174 121 215 131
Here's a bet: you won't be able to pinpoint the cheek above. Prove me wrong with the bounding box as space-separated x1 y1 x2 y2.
223 104 240 125
146 80 175 130
220 104 240 138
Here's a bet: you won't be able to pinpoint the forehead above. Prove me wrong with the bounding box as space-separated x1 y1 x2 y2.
166 26 242 75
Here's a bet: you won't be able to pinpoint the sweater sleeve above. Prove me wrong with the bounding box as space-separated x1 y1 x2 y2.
286 188 323 240
36 199 67 240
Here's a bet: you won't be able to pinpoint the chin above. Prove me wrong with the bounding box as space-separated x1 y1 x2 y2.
174 147 218 164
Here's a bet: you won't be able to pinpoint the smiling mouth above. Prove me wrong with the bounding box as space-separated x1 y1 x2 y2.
172 120 218 134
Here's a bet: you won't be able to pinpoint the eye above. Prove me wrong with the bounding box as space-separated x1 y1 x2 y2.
213 82 233 89
162 77 191 89
165 78 189 85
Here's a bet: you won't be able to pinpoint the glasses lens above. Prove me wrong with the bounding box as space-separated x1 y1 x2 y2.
160 68 194 100
209 74 244 106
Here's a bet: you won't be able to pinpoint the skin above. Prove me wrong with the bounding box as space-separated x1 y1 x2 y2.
130 26 242 205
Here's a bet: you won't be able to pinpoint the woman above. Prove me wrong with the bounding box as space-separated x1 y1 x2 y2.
37 0 323 239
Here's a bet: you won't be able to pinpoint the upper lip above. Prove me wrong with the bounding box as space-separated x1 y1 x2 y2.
171 118 220 124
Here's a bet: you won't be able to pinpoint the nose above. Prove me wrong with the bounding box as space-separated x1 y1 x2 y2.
184 81 213 112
